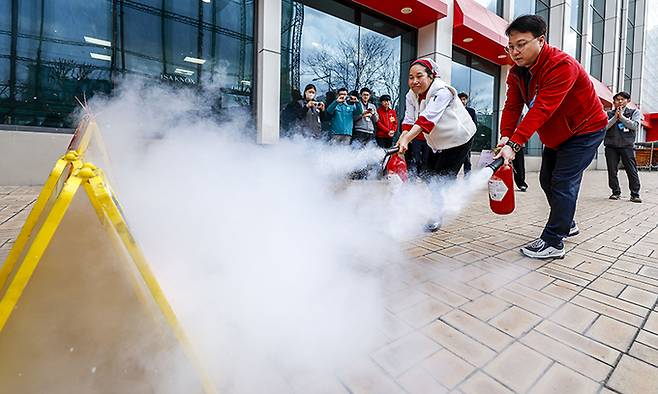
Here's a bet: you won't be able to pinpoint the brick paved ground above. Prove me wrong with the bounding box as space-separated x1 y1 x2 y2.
1 170 657 393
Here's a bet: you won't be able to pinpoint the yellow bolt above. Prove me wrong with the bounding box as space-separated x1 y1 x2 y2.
64 150 79 161
82 162 97 171
77 167 96 179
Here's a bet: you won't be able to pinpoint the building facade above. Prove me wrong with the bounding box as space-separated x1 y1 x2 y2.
1 0 655 157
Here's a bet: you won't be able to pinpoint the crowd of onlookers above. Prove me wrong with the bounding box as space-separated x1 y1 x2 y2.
280 83 479 179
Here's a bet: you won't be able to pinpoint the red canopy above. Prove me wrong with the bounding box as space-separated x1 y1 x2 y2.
453 0 512 66
350 0 448 28
589 75 614 109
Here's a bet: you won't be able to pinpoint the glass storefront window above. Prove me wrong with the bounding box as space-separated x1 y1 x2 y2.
1 0 254 129
566 0 584 60
590 0 605 80
513 0 550 40
280 0 416 134
450 48 500 153
474 0 502 16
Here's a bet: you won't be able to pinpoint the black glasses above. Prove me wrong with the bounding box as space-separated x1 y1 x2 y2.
504 37 541 54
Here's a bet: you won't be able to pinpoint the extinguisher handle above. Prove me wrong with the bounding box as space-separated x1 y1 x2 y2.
383 146 401 157
486 157 505 172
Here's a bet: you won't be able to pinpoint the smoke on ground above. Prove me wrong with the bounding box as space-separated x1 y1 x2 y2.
82 77 493 393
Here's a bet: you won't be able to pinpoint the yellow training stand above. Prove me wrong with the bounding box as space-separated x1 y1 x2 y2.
0 128 215 393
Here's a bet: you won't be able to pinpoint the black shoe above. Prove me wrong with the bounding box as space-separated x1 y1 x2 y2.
519 186 528 192
424 221 441 233
520 239 565 259
609 194 621 200
630 196 642 203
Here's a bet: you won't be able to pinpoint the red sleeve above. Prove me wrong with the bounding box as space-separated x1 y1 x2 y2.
392 111 398 131
510 61 579 146
401 123 413 132
376 108 387 132
500 71 524 139
415 115 435 134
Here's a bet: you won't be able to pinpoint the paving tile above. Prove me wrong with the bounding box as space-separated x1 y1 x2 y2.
397 366 448 394
385 288 431 313
396 298 452 329
493 288 555 317
549 303 599 333
572 295 645 327
528 363 600 394
484 342 552 393
421 349 476 389
607 355 658 394
423 321 496 368
371 332 441 377
379 311 414 341
521 330 612 382
489 306 542 338
421 282 471 307
586 315 638 352
440 310 513 352
458 371 513 394
516 271 554 290
587 277 626 297
340 359 405 394
536 321 620 365
629 341 658 367
637 329 658 350
580 288 649 317
619 286 658 308
460 294 511 322
427 279 484 302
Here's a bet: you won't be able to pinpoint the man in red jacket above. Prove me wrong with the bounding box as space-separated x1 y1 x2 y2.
495 15 607 259
375 94 398 148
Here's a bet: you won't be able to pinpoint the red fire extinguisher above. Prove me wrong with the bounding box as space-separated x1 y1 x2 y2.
486 157 515 215
382 147 408 182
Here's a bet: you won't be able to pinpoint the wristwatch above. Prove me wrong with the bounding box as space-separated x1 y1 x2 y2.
505 140 522 153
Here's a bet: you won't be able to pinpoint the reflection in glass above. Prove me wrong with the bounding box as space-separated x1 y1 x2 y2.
280 0 415 131
450 48 500 153
1 0 254 129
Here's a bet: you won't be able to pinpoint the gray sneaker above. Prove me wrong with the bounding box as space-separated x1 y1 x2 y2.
567 223 580 237
520 239 565 259
630 196 642 203
609 194 621 200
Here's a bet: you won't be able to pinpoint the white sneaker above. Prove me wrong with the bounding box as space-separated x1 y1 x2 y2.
567 223 580 237
520 239 565 259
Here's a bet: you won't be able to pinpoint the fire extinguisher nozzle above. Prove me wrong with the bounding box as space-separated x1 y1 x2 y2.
383 146 401 157
486 157 505 172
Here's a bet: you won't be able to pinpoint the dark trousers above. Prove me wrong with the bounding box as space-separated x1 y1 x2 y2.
539 130 605 248
405 139 433 178
427 137 474 180
605 146 641 197
462 148 472 174
352 130 375 146
376 136 393 148
512 148 528 188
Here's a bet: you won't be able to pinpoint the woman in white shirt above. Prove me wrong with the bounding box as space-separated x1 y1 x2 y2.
397 58 476 179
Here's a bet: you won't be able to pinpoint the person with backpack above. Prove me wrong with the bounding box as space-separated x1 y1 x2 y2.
604 91 643 203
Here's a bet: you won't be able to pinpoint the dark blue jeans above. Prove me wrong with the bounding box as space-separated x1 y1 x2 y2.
540 129 605 248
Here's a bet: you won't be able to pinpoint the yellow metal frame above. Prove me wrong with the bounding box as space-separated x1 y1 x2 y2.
0 163 216 394
0 151 82 292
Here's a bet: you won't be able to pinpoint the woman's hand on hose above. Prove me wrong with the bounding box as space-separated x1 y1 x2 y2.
396 134 410 154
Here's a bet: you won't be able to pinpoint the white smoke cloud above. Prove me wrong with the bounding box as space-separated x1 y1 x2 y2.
82 76 492 393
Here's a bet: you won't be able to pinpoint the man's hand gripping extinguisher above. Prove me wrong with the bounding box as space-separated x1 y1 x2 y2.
486 156 515 215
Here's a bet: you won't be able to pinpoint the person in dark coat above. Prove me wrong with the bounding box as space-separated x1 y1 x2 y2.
458 92 478 175
604 91 642 202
